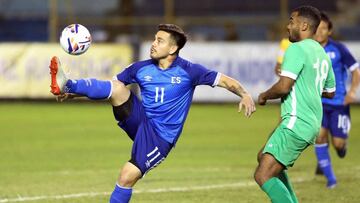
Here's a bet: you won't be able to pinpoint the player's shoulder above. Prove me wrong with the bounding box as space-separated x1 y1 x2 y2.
131 59 156 69
285 41 304 54
124 59 156 74
327 38 349 52
176 56 212 78
175 56 200 70
297 39 326 54
328 38 343 47
175 56 192 67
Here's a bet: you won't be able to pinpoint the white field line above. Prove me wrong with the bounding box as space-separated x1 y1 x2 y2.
0 178 308 202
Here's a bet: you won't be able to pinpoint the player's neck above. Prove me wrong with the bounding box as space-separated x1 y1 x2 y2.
300 31 314 42
320 39 329 47
158 55 177 70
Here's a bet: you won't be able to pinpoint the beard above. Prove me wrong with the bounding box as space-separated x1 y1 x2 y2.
288 29 300 43
150 49 169 61
150 53 164 60
150 48 160 60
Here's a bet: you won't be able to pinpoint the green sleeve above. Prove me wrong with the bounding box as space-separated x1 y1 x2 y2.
281 44 305 80
324 63 336 92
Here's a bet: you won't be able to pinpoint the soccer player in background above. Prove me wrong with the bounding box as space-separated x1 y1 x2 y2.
274 38 291 75
314 12 360 188
49 24 256 203
254 6 335 203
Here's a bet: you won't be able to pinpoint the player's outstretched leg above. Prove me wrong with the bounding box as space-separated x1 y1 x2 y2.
49 56 113 100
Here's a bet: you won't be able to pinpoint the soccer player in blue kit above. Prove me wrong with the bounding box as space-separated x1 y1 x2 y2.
314 12 360 188
49 24 256 203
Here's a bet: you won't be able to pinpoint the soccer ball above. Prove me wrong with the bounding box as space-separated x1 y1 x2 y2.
60 24 92 55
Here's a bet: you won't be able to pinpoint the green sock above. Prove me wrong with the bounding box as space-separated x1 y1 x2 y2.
278 171 298 203
261 177 293 203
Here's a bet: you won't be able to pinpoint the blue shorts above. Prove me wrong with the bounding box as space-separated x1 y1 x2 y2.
113 93 173 175
322 104 351 139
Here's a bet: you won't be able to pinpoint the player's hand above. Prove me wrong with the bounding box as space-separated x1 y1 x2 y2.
258 92 267 105
238 94 256 118
344 91 356 105
56 93 75 102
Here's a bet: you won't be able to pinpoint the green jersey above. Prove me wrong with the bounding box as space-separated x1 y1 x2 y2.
280 39 336 143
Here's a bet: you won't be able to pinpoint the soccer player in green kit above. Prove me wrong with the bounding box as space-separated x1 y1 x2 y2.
254 6 336 203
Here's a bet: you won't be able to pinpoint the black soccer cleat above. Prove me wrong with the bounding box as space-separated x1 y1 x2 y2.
315 164 324 175
336 147 347 158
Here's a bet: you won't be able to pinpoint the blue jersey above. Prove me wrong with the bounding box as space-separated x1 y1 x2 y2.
116 56 220 144
322 39 359 105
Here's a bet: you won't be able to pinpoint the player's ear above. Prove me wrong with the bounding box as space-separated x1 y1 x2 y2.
328 29 333 36
169 45 178 55
301 21 309 32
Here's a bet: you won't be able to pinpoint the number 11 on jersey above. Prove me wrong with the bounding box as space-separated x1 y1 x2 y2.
155 87 165 103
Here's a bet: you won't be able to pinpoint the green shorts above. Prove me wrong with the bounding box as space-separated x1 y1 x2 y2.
263 124 310 168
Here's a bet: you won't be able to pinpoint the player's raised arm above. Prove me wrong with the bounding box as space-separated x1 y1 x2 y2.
216 74 256 117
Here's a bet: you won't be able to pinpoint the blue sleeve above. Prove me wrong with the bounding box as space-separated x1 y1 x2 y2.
338 43 358 70
187 63 219 86
116 63 138 85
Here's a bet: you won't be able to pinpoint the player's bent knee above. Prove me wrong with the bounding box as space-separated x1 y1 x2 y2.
254 163 270 186
118 173 139 187
111 80 131 106
112 80 128 95
254 169 267 186
118 170 141 187
118 162 142 187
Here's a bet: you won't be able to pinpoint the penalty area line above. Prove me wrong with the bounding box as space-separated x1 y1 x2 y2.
0 178 308 202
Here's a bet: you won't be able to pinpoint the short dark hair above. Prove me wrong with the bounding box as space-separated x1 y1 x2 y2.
320 11 333 30
292 5 321 34
158 24 187 54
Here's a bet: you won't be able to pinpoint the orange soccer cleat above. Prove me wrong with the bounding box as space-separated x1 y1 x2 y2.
49 56 68 95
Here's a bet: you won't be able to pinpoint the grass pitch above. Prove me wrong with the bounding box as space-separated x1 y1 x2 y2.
0 102 359 203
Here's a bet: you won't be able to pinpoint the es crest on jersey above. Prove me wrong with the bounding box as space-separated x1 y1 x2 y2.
171 77 181 84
